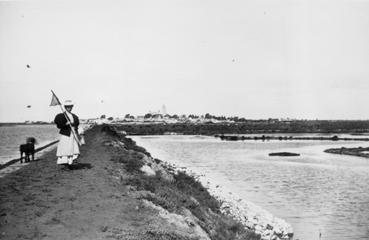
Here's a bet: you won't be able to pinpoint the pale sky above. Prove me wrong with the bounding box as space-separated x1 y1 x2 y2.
1 0 369 122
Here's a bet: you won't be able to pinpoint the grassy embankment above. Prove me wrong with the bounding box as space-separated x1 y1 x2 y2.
103 125 260 240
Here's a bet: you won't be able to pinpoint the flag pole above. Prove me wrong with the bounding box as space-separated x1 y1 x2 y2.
51 90 81 146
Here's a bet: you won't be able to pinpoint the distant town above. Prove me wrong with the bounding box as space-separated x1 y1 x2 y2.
2 114 369 126
85 113 282 125
86 104 282 125
2 106 369 134
4 114 281 125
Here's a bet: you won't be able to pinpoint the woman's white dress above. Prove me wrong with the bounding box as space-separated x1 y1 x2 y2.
56 111 80 165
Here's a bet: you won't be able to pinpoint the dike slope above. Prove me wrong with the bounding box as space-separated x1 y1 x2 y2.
0 125 261 240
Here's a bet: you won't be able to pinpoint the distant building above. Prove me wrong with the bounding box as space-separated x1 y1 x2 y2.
161 104 167 115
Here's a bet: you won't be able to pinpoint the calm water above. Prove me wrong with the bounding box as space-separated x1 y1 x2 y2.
131 135 369 240
0 125 59 164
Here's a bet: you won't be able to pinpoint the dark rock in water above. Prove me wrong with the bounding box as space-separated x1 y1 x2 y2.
269 152 300 157
220 135 240 141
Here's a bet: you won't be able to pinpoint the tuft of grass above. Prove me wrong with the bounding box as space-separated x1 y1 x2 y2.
125 158 144 172
101 125 120 137
143 230 196 240
110 153 145 173
174 171 220 213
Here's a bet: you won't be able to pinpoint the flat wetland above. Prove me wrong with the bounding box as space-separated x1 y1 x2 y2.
132 133 369 240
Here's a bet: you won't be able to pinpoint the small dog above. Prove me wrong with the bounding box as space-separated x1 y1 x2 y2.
20 137 36 163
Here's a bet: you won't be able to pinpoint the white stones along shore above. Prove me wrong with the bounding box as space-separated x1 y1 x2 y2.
203 179 293 240
174 169 294 240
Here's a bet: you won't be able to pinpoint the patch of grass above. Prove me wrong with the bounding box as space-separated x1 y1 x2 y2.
110 153 145 173
144 230 196 240
123 138 151 157
102 124 151 156
126 159 144 172
174 171 220 213
101 125 120 137
124 172 260 240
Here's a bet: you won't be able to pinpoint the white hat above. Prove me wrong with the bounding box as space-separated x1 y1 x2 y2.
64 100 74 106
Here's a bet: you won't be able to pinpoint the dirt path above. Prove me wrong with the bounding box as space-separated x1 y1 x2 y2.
0 127 174 240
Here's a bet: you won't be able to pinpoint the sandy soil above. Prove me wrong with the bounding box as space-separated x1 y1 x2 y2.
0 127 208 240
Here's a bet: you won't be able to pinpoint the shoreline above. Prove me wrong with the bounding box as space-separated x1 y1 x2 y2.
0 125 292 240
216 134 369 141
0 142 59 178
143 155 294 240
128 129 293 239
0 140 59 171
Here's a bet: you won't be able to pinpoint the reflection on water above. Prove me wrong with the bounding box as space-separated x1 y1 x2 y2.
132 135 369 240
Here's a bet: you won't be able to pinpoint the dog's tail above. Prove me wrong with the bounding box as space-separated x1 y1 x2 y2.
26 137 37 144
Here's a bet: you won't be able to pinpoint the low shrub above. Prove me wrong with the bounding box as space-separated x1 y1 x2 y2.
126 157 145 172
110 153 145 173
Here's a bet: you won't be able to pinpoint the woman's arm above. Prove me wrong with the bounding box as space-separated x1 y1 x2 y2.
73 114 80 135
54 114 67 129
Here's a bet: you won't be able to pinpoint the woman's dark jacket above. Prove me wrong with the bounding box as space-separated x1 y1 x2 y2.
54 113 79 137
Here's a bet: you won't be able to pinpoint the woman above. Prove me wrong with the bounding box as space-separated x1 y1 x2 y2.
54 100 80 169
